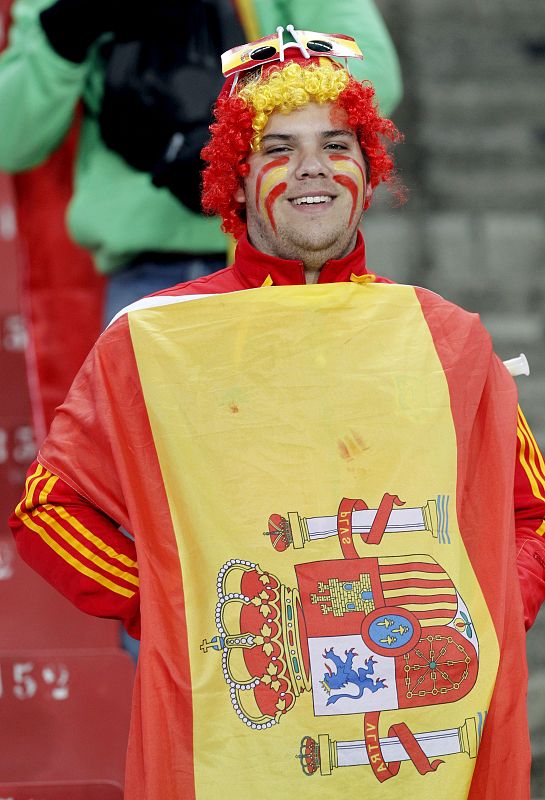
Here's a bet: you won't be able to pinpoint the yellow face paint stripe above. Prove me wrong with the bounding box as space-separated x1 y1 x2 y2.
331 160 364 181
259 166 288 211
42 502 139 570
15 507 136 598
33 507 139 586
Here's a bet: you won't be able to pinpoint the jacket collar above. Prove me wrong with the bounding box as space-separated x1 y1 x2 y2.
231 230 372 288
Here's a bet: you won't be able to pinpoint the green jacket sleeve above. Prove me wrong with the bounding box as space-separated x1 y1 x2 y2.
0 0 86 171
253 0 403 116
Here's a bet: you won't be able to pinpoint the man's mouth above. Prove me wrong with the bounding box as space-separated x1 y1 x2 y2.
289 195 333 206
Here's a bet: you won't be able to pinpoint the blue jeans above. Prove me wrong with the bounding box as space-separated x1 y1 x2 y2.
104 253 226 326
104 253 224 659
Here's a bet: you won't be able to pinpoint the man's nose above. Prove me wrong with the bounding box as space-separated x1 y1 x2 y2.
294 149 330 179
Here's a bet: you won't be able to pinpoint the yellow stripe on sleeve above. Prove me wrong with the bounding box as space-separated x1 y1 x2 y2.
33 508 139 587
39 472 59 505
15 507 136 598
42 503 138 570
517 409 545 503
24 463 46 510
518 408 545 479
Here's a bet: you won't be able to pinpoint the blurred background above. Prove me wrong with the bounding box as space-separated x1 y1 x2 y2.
366 3 545 794
0 0 543 796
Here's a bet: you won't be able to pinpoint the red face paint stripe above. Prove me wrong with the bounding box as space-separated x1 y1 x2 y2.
333 174 358 226
255 157 289 208
265 182 287 232
329 153 366 182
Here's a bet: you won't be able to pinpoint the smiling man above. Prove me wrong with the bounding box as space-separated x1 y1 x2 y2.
10 28 545 800
233 102 373 279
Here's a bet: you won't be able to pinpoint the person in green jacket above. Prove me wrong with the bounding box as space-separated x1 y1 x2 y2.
0 0 402 322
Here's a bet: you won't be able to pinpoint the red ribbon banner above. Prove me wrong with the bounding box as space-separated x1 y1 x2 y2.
337 493 405 558
364 712 444 782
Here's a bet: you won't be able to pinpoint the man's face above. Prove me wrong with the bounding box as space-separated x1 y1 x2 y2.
235 102 372 272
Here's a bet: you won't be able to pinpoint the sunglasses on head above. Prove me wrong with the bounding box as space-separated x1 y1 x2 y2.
221 25 363 79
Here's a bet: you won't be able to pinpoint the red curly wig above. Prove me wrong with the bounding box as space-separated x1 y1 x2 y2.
201 57 404 239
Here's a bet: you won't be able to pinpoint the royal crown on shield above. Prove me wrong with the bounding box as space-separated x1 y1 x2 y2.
201 559 311 730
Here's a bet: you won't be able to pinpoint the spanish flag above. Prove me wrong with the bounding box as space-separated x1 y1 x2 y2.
39 283 529 799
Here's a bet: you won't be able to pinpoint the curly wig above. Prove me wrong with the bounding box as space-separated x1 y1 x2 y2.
201 58 403 239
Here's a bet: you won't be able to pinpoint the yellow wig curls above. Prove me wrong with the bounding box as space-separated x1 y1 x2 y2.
238 60 350 151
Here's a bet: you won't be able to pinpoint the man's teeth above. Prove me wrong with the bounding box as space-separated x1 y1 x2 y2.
291 196 332 206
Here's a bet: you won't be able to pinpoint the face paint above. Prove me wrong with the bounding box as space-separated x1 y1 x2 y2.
255 157 289 232
329 154 365 226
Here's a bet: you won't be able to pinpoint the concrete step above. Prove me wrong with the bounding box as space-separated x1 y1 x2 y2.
419 81 545 129
404 6 545 79
423 164 545 211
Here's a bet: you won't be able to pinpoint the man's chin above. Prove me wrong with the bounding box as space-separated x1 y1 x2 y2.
281 228 354 255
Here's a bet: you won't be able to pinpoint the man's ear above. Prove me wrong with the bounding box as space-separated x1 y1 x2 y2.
234 183 246 204
363 182 373 211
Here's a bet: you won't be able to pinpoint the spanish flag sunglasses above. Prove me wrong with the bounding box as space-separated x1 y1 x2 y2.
221 25 363 79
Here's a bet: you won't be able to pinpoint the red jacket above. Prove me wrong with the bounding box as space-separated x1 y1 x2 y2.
10 231 545 635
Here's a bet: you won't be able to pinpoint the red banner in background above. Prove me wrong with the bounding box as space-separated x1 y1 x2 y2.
0 172 33 527
1 0 104 451
14 119 105 445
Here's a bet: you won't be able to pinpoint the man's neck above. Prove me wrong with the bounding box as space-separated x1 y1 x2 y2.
305 268 320 284
245 231 359 284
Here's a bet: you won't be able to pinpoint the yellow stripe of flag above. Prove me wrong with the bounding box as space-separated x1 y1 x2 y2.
420 616 454 627
380 570 448 583
380 555 435 565
402 602 457 612
383 586 457 598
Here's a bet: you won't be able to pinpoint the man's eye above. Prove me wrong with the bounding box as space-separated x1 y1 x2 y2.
325 142 348 151
266 146 290 155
